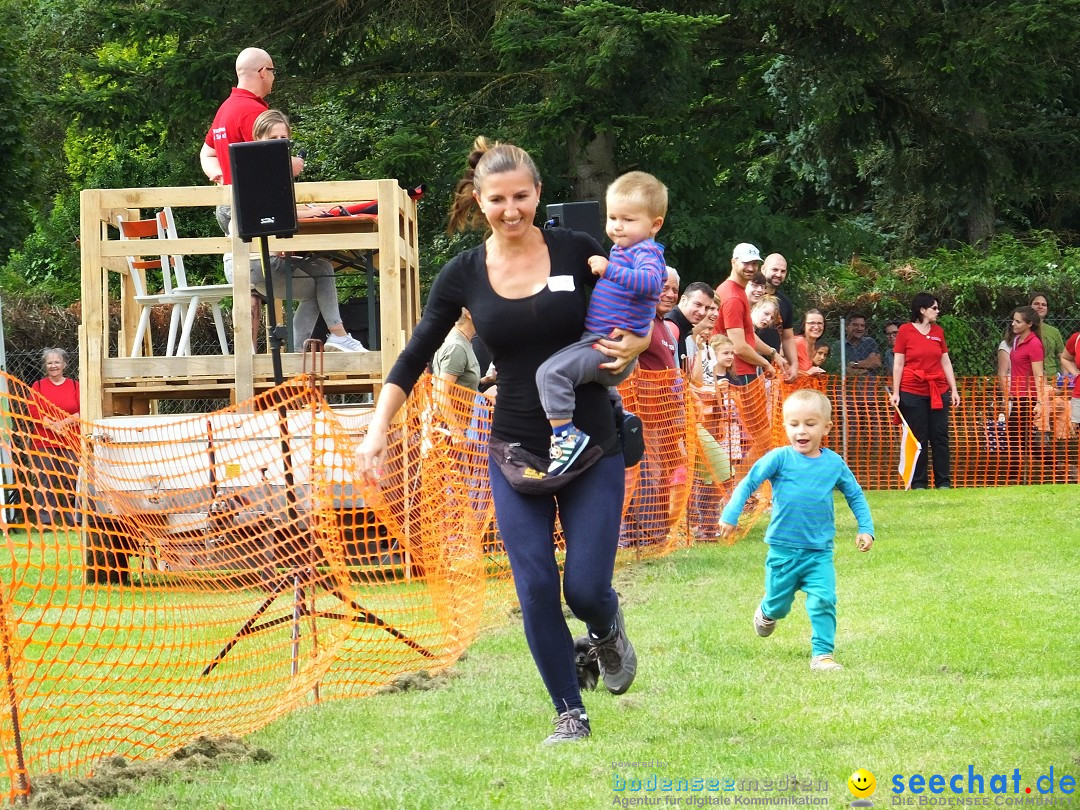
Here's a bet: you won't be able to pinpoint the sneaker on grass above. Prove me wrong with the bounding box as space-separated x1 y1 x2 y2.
753 605 776 637
547 426 590 475
324 333 369 352
543 708 591 745
590 606 637 695
810 654 844 672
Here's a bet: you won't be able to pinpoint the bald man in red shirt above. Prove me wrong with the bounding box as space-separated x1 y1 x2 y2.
201 48 278 186
200 48 305 345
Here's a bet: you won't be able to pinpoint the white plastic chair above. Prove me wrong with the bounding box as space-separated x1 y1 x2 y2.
156 207 232 356
116 214 187 358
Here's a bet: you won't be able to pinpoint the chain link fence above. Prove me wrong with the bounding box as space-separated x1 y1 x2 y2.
805 314 1079 378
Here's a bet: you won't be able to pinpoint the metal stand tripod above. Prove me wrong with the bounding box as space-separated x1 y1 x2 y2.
202 260 433 678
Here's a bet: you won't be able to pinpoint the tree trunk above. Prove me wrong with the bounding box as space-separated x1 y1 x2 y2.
567 127 617 202
966 184 995 252
964 108 995 251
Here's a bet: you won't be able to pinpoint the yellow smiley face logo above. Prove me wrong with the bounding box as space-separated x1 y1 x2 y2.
848 769 876 798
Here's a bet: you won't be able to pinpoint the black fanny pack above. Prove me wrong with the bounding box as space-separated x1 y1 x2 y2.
489 437 604 495
617 409 645 468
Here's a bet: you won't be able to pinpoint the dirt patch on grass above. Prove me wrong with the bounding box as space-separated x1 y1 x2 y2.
25 735 272 809
376 668 459 694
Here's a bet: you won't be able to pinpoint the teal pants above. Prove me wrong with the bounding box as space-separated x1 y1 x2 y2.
760 545 837 657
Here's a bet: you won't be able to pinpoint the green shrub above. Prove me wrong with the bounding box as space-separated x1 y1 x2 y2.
789 232 1079 374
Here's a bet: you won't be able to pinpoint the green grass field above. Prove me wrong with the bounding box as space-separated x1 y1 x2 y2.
87 486 1079 808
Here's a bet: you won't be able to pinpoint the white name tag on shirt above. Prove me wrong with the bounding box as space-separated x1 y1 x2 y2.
547 275 576 293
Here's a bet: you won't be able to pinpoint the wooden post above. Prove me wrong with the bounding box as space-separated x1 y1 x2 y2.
79 189 105 424
111 207 140 358
230 217 255 405
376 180 401 383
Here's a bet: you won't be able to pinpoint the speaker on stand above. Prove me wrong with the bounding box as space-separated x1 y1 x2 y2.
229 138 298 386
206 142 436 680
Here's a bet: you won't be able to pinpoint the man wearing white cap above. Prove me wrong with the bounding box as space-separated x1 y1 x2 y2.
716 242 785 465
715 243 786 384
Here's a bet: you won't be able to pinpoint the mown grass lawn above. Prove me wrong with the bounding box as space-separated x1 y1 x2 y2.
99 486 1079 809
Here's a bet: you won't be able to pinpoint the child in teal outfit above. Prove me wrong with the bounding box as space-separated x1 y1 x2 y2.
719 388 874 671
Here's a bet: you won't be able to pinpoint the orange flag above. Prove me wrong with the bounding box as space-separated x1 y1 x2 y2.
895 406 922 489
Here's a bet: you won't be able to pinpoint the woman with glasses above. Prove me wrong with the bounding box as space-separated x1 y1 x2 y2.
889 293 961 489
794 309 828 376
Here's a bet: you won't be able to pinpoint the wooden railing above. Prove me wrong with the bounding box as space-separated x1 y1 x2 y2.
78 181 421 420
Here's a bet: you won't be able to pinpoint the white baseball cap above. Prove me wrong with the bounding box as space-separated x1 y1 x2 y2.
732 243 762 263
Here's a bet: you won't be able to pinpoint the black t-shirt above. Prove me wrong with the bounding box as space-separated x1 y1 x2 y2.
385 228 617 458
757 287 793 353
665 307 694 369
757 326 782 352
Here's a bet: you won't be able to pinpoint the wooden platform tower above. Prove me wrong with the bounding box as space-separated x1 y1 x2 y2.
78 180 421 420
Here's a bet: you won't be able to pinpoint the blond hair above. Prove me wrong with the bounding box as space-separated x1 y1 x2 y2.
709 333 734 353
252 109 291 141
447 136 541 233
752 295 780 327
607 171 668 220
783 388 832 421
753 294 779 313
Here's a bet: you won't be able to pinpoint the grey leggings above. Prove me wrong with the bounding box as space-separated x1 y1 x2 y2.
218 205 343 345
254 255 343 345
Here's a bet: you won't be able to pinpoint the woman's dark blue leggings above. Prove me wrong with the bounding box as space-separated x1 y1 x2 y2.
488 451 625 713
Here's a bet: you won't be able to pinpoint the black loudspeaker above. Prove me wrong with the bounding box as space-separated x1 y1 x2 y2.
229 139 298 241
545 201 603 245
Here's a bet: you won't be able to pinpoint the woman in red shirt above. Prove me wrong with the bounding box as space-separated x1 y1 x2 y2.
888 293 961 489
794 309 828 376
26 347 81 527
1003 306 1045 482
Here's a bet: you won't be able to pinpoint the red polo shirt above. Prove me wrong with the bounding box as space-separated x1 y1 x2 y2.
895 322 949 396
28 377 80 450
1009 331 1044 398
639 314 678 371
204 88 269 185
1066 332 1080 398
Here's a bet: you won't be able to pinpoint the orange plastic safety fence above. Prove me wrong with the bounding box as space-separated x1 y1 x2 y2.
617 370 778 552
1 368 1074 800
679 373 781 544
0 373 488 802
616 369 694 555
797 375 1078 488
